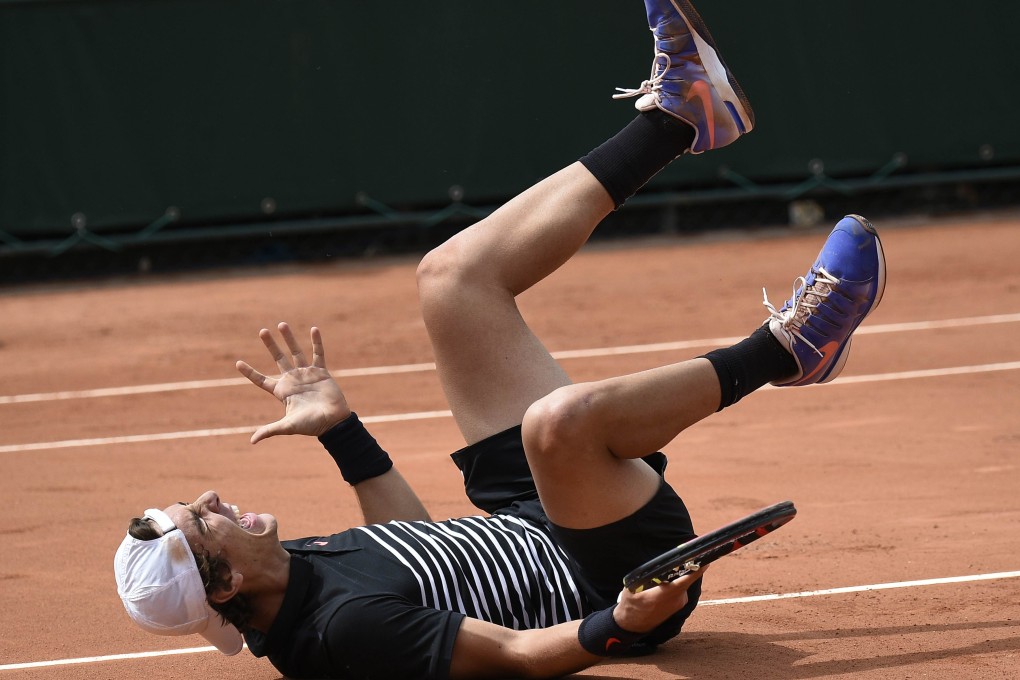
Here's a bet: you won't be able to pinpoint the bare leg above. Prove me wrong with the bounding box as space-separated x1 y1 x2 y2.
416 146 783 531
417 108 704 531
416 0 780 532
420 159 729 526
418 162 729 530
417 162 614 445
523 358 721 528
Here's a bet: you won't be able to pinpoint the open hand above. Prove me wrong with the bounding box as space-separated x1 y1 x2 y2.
236 323 351 444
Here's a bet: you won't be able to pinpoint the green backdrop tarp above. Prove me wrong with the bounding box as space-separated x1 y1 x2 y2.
2 0 1018 236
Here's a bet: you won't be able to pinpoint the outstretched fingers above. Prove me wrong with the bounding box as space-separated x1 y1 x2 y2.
260 327 294 374
310 326 327 368
278 322 310 368
236 360 277 394
237 323 348 444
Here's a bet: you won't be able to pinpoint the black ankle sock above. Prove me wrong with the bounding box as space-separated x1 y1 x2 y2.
700 325 799 411
579 110 695 209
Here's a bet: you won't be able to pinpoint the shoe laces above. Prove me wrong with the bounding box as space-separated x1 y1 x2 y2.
613 51 669 101
762 267 841 357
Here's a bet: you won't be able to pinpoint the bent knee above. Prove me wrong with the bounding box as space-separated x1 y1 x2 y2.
416 237 490 311
522 385 599 461
416 241 460 301
417 241 465 323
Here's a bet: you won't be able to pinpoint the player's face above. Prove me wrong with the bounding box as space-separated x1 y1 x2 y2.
162 490 278 557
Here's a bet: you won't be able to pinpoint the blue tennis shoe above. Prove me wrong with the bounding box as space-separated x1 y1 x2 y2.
614 0 755 154
765 215 887 387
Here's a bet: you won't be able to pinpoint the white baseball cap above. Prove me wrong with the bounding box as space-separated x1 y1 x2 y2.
114 507 244 655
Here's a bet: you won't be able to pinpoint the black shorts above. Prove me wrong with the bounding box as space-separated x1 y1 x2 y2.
450 425 701 644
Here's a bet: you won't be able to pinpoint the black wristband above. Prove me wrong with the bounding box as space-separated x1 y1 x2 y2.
577 605 644 657
317 412 393 485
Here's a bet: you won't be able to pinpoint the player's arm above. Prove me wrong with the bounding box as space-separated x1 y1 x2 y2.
449 571 703 679
346 459 431 523
236 323 430 523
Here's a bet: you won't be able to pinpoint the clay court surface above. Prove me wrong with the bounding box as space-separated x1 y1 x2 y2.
2 213 1019 678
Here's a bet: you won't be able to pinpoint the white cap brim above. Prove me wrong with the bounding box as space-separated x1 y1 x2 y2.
197 608 244 655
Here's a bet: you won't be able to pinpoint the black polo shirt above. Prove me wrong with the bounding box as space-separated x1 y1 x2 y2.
244 514 588 679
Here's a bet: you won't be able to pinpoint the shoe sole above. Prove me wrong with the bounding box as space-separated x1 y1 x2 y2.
671 0 755 135
816 214 887 383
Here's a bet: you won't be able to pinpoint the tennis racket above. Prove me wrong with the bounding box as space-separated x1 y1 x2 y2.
624 500 797 593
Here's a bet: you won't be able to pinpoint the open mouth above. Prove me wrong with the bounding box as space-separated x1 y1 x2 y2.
224 502 267 534
232 506 266 534
239 512 265 533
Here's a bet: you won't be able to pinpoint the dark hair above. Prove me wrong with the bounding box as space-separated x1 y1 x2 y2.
127 517 254 630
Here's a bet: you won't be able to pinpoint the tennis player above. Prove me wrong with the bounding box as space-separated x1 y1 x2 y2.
114 1 885 677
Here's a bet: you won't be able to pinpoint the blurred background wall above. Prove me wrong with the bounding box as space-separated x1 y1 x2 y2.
2 0 1018 280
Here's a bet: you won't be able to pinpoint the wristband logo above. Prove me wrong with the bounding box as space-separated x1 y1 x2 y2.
605 637 622 652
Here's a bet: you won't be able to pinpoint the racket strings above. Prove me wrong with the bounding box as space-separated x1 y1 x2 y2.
763 266 842 357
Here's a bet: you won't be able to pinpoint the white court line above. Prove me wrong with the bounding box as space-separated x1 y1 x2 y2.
0 364 438 405
0 411 454 454
0 645 233 672
3 569 1018 671
699 570 1020 606
2 361 1019 455
824 361 1020 385
3 312 1019 405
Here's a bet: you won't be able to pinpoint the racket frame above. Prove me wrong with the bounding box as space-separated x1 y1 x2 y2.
623 500 797 593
